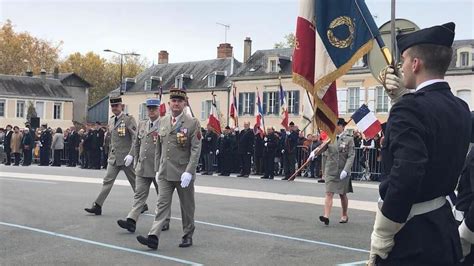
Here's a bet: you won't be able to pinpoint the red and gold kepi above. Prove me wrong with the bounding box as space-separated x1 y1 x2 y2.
169 88 187 100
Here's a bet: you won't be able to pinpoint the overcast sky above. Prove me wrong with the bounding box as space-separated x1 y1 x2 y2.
1 0 473 65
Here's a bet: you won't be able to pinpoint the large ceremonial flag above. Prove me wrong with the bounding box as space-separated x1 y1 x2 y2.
279 78 289 130
208 93 221 134
254 88 265 138
158 86 167 117
230 83 239 127
293 0 380 140
351 104 381 139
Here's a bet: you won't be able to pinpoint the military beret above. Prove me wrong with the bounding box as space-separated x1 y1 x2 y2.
169 88 187 100
397 22 455 54
145 98 160 107
337 118 347 126
110 96 122 105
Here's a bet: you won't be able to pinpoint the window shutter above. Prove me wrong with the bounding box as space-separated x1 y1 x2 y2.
338 88 348 115
262 92 268 115
201 101 205 120
238 93 243 116
249 93 255 115
275 91 280 115
359 87 365 109
368 87 375 111
294 91 300 114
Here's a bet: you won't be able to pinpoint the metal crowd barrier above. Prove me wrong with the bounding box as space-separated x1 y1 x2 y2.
351 147 382 181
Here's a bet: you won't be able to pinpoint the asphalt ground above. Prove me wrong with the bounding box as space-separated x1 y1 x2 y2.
0 165 378 265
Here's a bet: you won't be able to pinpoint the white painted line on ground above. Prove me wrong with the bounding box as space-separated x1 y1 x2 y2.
0 221 203 266
0 177 57 184
337 260 368 265
198 173 380 189
0 172 378 212
144 214 370 254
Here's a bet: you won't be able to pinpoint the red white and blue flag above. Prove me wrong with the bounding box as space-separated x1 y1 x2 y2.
279 78 289 130
351 104 381 139
292 0 380 141
208 93 221 134
254 88 265 137
230 83 239 127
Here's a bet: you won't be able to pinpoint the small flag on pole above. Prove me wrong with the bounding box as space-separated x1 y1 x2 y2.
279 78 289 130
208 93 221 134
230 83 239 127
254 88 265 138
351 104 382 139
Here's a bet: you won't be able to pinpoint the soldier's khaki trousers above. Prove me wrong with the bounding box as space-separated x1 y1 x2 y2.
127 175 171 225
149 179 195 238
95 164 136 206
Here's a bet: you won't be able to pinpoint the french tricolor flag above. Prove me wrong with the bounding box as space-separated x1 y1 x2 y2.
351 104 382 139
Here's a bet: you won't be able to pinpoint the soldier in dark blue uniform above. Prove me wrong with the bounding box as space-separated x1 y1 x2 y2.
455 113 474 265
237 122 254 177
369 22 471 265
39 124 52 166
282 122 299 180
261 127 278 179
217 126 234 176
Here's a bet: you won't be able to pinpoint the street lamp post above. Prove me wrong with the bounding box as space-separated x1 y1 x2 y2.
103 49 140 94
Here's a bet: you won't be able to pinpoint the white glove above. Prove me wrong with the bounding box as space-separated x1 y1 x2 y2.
124 155 134 167
459 220 474 257
155 172 159 179
220 134 224 138
286 131 290 136
216 149 220 155
379 66 409 104
308 150 316 161
281 149 285 154
264 143 268 147
234 127 239 132
340 170 348 180
369 208 404 260
180 172 192 188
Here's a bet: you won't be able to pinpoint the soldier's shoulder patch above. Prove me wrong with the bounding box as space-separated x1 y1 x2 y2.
196 130 202 140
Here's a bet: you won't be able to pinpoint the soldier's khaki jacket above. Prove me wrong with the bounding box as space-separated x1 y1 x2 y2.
322 132 355 179
108 113 137 166
129 119 159 177
154 113 201 182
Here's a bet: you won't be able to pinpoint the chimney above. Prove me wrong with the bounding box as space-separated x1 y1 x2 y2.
40 69 47 79
158 50 169 64
217 43 233 59
53 66 59 79
243 37 252 63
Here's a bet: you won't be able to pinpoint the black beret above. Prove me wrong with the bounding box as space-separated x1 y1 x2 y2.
337 118 347 126
397 22 455 54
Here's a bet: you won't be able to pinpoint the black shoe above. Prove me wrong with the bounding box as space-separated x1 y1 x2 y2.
137 235 158 250
201 172 209 175
117 218 136 233
237 174 245 177
84 202 102 215
179 236 193 248
260 176 268 179
221 173 230 176
161 224 170 231
141 204 148 214
317 179 325 183
282 177 289 180
269 176 274 180
319 216 330 225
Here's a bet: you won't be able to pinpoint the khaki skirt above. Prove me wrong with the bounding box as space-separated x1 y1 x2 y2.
325 175 353 194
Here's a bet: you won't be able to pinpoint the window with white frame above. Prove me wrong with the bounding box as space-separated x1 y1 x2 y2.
208 74 216 88
263 91 279 115
461 52 470 67
144 80 151 91
376 86 389 113
0 99 5 117
53 102 62 119
238 92 255 115
35 101 44 119
138 103 147 120
16 100 25 118
348 87 360 112
269 59 278 73
201 100 212 120
287 90 300 114
175 76 183 89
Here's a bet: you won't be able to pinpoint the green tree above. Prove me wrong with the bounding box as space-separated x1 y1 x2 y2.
274 33 296 49
26 101 37 122
0 20 62 75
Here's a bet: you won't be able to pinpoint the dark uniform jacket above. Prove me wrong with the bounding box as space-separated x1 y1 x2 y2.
284 131 299 154
238 128 254 155
263 133 278 155
254 134 264 157
67 131 80 151
202 131 218 154
4 131 12 152
40 130 52 149
379 82 471 264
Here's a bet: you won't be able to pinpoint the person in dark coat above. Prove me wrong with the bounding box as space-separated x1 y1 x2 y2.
201 125 218 175
261 127 278 179
21 128 34 166
3 125 13 165
66 126 80 167
454 112 474 265
368 22 471 266
308 133 322 179
254 133 264 175
282 122 299 180
39 124 52 166
237 122 254 177
217 126 234 176
89 122 103 169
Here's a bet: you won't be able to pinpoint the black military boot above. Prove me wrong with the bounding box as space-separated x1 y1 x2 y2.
84 202 102 215
136 235 158 250
179 236 193 248
117 218 136 233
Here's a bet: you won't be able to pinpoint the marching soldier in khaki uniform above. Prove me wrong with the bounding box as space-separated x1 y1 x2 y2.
85 97 137 215
137 88 201 250
117 98 170 232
